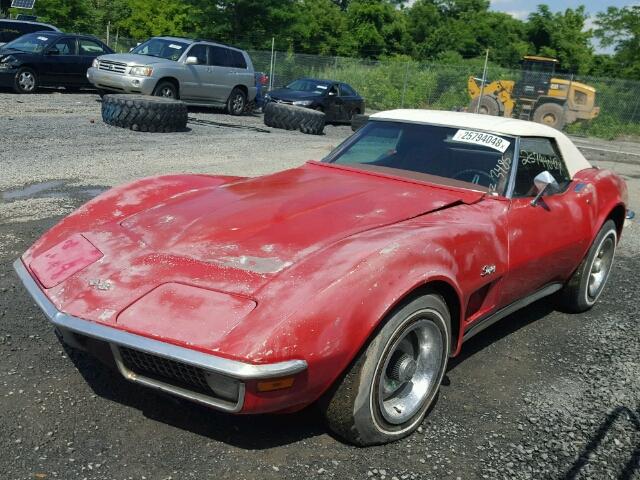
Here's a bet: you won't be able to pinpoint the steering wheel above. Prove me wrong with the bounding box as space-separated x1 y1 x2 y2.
452 169 492 186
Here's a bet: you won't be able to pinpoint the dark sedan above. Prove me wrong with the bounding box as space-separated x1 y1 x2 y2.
265 78 365 122
0 32 113 93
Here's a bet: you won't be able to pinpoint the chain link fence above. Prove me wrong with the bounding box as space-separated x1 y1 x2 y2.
101 36 640 140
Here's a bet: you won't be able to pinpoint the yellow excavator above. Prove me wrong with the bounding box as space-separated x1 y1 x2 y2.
467 56 599 129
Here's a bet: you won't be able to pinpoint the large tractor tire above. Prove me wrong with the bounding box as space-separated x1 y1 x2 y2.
101 94 188 133
469 95 500 116
263 102 325 135
533 103 566 130
351 114 370 132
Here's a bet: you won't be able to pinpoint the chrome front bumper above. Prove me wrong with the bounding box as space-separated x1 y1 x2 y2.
86 67 156 95
13 259 307 412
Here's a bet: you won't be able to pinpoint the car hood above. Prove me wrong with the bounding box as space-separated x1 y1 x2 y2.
268 88 321 101
96 53 176 66
0 48 28 59
25 162 483 348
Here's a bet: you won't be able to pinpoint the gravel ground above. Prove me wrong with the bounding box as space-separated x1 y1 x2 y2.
1 92 639 480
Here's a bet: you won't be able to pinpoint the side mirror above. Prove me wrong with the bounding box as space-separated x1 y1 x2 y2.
47 47 60 56
531 170 560 206
185 56 199 65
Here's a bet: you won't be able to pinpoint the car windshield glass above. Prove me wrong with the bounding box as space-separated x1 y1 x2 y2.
3 33 52 53
131 38 188 61
324 121 516 194
286 79 331 94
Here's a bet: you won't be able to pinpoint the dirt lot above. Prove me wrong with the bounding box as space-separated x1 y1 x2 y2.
1 92 639 480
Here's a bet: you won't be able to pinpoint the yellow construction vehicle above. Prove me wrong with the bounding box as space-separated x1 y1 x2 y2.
468 56 599 129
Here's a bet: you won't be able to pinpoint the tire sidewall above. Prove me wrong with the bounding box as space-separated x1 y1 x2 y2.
227 88 246 115
351 295 451 444
579 221 617 308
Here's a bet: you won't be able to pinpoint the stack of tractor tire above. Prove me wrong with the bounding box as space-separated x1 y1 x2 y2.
101 94 188 133
263 102 325 135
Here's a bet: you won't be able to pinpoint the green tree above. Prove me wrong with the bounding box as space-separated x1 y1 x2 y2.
526 5 594 74
115 0 194 39
595 6 640 79
290 0 348 55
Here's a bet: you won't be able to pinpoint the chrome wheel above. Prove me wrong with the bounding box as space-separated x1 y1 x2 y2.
231 93 244 114
158 86 174 98
375 313 445 425
18 71 35 92
587 233 615 301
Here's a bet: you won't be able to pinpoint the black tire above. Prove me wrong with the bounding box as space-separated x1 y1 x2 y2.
152 80 179 99
468 95 500 116
320 293 451 446
560 220 617 313
101 94 188 133
533 103 565 130
351 113 369 132
263 102 325 135
13 67 37 94
226 87 247 116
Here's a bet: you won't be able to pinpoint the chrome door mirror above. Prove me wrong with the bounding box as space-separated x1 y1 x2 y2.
185 56 199 65
531 170 560 206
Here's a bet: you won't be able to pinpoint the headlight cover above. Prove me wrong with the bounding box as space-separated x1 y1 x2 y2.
92 58 99 68
129 65 153 77
293 100 313 106
0 55 18 69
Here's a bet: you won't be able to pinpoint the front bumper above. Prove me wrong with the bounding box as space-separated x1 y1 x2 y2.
86 67 156 95
0 68 17 88
13 259 307 413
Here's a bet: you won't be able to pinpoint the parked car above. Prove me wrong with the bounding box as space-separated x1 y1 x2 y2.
0 19 60 47
87 36 257 115
265 78 365 122
0 32 113 93
14 110 629 446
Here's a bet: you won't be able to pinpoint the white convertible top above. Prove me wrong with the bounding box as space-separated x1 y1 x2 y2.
370 109 592 177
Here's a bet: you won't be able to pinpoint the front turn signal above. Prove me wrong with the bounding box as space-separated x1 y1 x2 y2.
257 376 295 392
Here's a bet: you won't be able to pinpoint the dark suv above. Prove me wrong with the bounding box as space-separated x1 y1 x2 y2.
0 19 60 46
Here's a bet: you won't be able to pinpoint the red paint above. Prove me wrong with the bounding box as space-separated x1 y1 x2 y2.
21 161 628 414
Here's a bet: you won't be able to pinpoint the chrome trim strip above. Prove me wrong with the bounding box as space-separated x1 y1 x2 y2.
13 259 308 381
462 282 562 341
110 344 245 412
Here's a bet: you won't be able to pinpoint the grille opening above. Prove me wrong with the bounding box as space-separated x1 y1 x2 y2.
118 346 214 397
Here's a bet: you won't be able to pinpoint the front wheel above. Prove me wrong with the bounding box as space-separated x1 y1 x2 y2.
560 219 617 312
14 67 37 94
153 80 178 99
226 87 246 115
320 293 450 446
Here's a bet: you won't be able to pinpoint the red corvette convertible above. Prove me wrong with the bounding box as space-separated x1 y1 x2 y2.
15 110 629 445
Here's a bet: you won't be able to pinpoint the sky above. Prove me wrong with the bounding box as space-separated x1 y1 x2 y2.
489 0 636 21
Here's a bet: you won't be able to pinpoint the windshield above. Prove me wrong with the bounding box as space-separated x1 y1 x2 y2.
131 38 188 61
3 33 52 53
286 79 331 94
325 121 516 194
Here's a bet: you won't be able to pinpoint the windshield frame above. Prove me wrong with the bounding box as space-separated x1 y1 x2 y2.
323 119 519 196
2 32 56 53
130 37 190 61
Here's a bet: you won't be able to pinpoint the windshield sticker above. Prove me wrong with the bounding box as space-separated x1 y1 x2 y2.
37 36 49 41
168 44 183 49
452 130 510 153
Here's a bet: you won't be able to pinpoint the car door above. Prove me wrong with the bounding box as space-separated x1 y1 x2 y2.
501 137 593 306
324 83 344 121
180 43 211 101
226 48 253 100
77 38 109 85
339 83 360 120
41 37 80 86
207 45 236 103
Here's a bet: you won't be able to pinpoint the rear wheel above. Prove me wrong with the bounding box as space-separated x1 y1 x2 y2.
560 220 617 312
153 81 178 99
320 293 450 446
226 87 246 115
533 103 565 130
469 95 500 116
14 67 37 94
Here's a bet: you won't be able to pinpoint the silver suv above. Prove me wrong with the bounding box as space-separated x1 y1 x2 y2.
87 36 256 115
